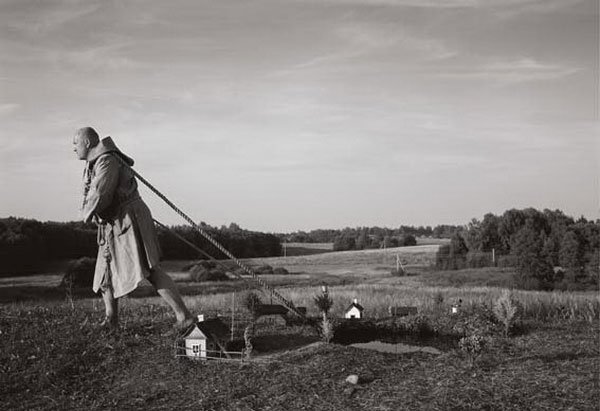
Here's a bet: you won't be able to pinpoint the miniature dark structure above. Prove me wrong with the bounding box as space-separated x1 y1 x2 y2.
388 306 418 317
344 298 364 319
252 304 308 326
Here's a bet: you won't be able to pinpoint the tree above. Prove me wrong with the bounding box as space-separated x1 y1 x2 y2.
510 223 554 290
436 232 469 270
355 229 368 250
333 232 356 251
558 230 587 287
400 234 417 246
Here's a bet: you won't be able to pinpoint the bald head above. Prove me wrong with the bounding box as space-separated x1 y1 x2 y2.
73 127 100 160
76 127 100 146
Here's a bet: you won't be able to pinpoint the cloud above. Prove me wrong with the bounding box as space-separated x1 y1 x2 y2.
436 57 580 85
0 103 21 115
274 21 456 76
304 0 586 11
1 0 101 35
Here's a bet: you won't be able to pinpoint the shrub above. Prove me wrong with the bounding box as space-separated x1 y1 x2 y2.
313 291 334 315
319 315 334 343
493 289 522 337
449 303 501 337
255 264 274 275
400 314 434 337
188 263 229 282
400 234 417 246
191 260 217 270
390 268 405 276
433 292 444 310
436 234 468 270
459 334 487 368
244 292 262 318
61 257 96 288
466 252 494 268
272 267 289 275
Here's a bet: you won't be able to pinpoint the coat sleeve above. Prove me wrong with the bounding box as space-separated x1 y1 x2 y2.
82 155 120 223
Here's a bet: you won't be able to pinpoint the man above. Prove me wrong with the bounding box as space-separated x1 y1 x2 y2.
73 126 194 330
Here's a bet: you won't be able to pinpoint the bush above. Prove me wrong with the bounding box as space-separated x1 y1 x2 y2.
254 264 274 275
244 292 262 318
447 303 501 337
313 291 334 315
188 262 229 282
436 234 469 270
272 267 289 275
399 314 434 337
319 315 335 343
466 252 494 268
400 234 417 246
61 257 96 288
459 335 488 368
493 289 522 337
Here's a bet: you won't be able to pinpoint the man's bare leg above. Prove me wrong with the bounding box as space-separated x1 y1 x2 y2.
148 266 193 326
101 288 119 327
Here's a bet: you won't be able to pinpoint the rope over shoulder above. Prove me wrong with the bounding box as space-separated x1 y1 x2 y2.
113 154 305 319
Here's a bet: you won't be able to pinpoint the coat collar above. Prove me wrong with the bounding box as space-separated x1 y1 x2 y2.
86 136 135 166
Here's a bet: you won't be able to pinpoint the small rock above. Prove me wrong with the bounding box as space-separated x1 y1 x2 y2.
345 374 359 385
343 386 357 397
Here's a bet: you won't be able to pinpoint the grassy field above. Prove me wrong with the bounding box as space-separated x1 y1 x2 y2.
2 245 599 410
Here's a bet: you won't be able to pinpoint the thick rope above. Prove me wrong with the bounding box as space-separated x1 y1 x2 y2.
153 219 255 290
114 155 304 318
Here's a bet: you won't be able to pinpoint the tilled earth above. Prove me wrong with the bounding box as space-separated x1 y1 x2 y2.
1 304 599 410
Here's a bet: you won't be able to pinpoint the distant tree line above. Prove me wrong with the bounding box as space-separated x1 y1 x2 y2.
436 208 599 291
0 218 281 276
278 226 422 251
278 224 461 251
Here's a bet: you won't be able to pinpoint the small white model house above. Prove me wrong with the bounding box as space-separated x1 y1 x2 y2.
181 315 229 359
451 299 463 315
344 298 364 319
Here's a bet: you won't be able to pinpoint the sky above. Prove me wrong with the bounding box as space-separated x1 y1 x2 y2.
0 0 598 232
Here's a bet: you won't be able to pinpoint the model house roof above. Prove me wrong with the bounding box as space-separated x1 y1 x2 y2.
345 302 364 312
182 318 229 341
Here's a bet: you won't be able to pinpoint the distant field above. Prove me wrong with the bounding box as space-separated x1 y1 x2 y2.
285 242 333 250
248 244 439 276
283 242 333 256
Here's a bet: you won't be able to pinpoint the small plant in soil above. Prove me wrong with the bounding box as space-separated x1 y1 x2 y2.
493 289 522 337
459 334 488 368
314 286 335 343
243 292 262 357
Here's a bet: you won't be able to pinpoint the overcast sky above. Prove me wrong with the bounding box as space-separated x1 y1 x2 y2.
0 0 598 232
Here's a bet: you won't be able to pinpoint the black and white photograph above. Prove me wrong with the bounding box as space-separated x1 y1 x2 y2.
0 0 598 409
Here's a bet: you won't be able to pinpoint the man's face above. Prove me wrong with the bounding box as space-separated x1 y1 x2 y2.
73 135 89 160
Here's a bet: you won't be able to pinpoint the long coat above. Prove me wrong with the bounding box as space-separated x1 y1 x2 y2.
82 137 161 298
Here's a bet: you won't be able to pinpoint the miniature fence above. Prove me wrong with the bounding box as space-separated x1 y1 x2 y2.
173 342 245 362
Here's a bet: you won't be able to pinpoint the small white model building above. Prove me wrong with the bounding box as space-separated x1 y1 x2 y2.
181 315 229 359
344 298 364 319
